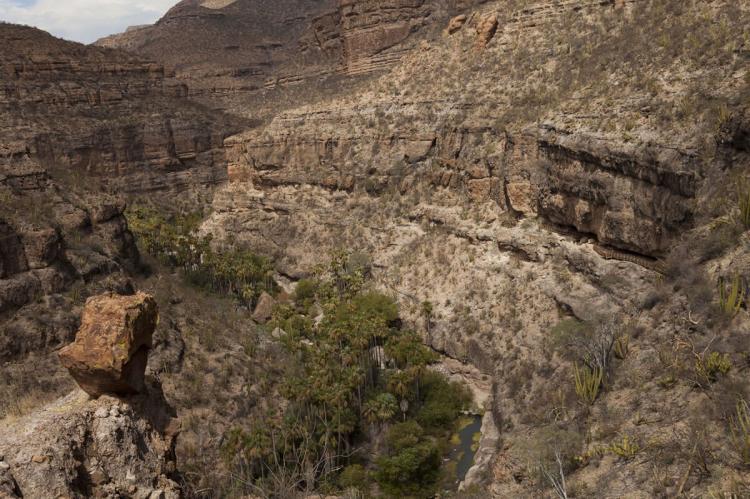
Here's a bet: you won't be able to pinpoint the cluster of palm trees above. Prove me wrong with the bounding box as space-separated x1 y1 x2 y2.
126 204 275 306
227 252 439 495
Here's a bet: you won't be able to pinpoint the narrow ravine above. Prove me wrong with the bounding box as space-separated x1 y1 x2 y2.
432 355 500 492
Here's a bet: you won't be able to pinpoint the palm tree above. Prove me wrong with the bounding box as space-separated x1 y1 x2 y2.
374 393 398 423
387 371 411 400
388 370 412 420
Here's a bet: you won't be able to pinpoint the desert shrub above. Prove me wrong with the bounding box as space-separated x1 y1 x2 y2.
349 291 400 324
730 399 750 466
347 251 373 277
385 334 437 371
550 318 586 344
717 275 746 317
385 420 423 450
608 434 641 460
516 426 583 497
553 316 617 380
737 178 750 229
293 278 317 307
573 364 603 406
695 351 732 384
339 464 368 490
613 335 630 360
698 222 742 263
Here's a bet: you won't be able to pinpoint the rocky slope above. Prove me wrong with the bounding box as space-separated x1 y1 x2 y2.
0 22 238 427
0 292 180 498
2 0 750 497
201 0 750 495
0 390 180 499
95 0 488 116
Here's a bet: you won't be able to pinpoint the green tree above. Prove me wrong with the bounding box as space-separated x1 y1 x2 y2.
375 421 442 498
363 393 398 431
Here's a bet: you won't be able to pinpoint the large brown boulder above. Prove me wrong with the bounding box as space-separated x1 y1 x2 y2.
475 14 498 49
252 291 276 324
58 292 158 398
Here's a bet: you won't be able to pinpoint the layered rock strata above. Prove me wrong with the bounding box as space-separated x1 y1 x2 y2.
95 0 487 113
1 22 237 194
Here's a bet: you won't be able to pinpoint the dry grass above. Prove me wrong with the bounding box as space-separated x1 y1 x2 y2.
0 388 56 425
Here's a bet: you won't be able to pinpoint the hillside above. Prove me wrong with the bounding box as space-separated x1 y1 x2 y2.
0 23 240 487
95 0 488 116
1 0 750 497
202 0 750 496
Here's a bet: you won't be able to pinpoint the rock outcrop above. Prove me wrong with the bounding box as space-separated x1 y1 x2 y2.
447 14 468 34
59 292 158 397
1 290 179 498
0 389 180 499
251 291 276 324
474 13 498 49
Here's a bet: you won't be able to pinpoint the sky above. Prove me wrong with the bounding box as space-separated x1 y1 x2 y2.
0 0 177 43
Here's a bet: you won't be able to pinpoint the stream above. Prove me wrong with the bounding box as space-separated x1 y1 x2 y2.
447 414 483 485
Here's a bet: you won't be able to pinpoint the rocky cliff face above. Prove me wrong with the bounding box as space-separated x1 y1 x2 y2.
202 0 750 495
0 23 237 430
1 23 238 194
95 0 487 115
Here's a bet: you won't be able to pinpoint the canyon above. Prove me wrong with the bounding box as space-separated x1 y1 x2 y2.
2 0 750 497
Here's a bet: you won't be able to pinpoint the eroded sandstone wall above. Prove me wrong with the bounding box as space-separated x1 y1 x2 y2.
201 1 750 494
95 0 487 113
1 23 236 194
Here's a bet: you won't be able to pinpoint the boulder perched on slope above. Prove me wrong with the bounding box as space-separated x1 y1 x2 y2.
58 292 158 398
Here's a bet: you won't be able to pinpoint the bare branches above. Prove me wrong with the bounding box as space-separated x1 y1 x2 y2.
229 426 359 499
540 450 569 499
565 317 618 379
